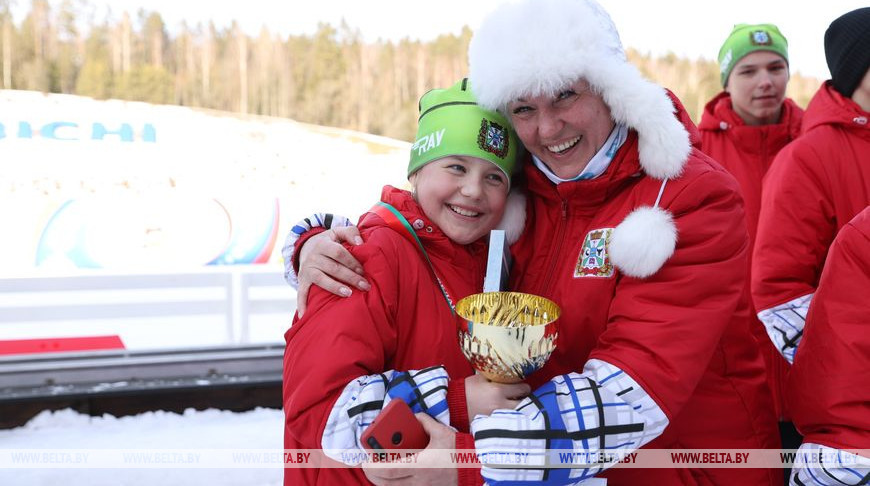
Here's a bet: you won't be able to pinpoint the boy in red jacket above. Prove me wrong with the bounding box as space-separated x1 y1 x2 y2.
699 21 805 455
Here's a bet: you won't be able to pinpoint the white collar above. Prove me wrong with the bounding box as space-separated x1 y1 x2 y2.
532 123 628 184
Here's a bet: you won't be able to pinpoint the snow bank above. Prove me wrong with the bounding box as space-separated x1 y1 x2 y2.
0 407 285 486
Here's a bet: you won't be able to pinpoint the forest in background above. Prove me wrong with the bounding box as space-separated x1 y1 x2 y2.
0 0 822 142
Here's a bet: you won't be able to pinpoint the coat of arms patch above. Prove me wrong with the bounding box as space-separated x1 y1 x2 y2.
478 119 509 158
574 228 614 278
751 30 772 46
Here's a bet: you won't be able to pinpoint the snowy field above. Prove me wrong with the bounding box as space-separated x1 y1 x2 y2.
0 92 412 484
0 407 285 486
0 90 410 350
0 89 411 275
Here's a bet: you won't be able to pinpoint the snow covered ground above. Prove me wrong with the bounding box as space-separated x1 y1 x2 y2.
0 89 411 275
0 407 285 486
0 92 413 483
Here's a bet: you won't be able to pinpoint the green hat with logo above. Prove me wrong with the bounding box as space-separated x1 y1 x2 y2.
408 78 520 179
718 23 789 87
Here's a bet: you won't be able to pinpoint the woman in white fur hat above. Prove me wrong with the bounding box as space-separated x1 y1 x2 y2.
285 0 780 484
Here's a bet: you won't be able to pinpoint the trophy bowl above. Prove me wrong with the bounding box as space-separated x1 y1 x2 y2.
455 292 560 384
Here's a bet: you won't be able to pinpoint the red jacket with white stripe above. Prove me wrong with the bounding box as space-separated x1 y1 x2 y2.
509 100 780 485
699 92 803 419
752 82 870 336
788 206 870 451
283 187 482 486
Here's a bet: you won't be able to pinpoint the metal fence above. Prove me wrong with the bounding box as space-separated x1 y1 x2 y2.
0 265 296 353
0 266 295 405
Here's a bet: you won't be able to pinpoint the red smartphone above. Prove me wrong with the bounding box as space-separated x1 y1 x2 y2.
361 400 430 455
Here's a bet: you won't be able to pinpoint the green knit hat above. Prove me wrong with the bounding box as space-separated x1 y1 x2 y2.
408 78 520 180
718 24 789 87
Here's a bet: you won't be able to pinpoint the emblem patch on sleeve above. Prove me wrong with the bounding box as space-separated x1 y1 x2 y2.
478 119 509 158
574 228 614 278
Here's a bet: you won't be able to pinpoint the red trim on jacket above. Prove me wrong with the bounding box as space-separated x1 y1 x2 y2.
455 432 483 486
447 378 470 433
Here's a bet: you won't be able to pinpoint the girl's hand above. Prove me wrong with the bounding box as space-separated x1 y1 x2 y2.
362 413 458 486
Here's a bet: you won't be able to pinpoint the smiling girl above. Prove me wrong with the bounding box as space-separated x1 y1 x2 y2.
282 79 528 485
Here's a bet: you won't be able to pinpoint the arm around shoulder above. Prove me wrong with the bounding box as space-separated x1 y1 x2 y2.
281 212 356 288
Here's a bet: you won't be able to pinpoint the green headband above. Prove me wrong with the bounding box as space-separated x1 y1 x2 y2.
408 78 520 179
718 23 789 87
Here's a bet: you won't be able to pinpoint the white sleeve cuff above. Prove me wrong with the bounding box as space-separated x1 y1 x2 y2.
321 366 451 464
471 359 668 485
757 293 813 364
282 213 353 288
790 442 870 485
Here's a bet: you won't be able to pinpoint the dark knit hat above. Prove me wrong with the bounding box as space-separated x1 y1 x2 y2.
824 7 870 98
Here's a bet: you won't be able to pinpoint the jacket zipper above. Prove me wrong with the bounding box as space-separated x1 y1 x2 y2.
541 199 569 293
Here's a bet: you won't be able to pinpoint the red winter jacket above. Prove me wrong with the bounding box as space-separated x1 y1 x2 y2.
788 206 870 451
509 105 780 484
699 92 803 420
283 186 483 485
752 82 870 325
699 92 803 246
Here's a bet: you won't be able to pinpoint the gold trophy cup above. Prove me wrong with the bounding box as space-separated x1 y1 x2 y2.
455 292 560 384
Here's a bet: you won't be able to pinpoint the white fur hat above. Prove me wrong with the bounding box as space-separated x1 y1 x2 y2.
469 0 691 278
469 0 690 181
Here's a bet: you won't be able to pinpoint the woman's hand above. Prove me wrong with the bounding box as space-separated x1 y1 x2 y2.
362 413 458 485
465 373 530 420
297 226 370 316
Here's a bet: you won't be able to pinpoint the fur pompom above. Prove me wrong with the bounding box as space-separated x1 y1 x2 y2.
609 206 677 278
496 189 527 245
